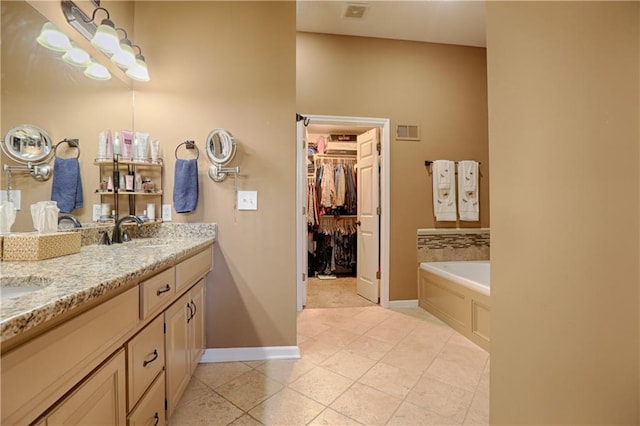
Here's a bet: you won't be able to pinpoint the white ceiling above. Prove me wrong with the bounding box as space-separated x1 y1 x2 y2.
296 0 486 48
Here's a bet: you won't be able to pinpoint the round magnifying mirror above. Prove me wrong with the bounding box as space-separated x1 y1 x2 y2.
206 128 236 165
2 124 53 164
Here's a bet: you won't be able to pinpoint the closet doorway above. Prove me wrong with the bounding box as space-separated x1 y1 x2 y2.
296 115 390 311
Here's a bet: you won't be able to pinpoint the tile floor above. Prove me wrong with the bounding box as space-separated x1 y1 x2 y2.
169 306 489 425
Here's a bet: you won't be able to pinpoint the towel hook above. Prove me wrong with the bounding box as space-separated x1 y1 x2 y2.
54 138 80 159
175 140 199 160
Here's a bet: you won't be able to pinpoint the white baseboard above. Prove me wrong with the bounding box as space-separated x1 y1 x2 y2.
199 346 301 363
388 299 419 308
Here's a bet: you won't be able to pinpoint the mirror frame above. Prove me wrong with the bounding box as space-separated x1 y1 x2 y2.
1 124 53 164
206 128 236 165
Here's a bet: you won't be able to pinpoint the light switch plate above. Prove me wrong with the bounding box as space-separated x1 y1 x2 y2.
162 204 172 221
237 191 258 210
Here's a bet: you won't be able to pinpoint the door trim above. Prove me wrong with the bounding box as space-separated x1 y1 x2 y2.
296 114 390 309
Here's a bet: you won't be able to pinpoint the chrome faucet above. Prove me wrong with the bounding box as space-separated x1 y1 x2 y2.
112 215 143 243
58 214 82 228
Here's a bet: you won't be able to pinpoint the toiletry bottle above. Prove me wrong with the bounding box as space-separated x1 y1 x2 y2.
97 131 107 159
122 130 133 161
135 173 142 192
125 171 134 192
113 131 121 158
105 130 113 159
119 173 126 190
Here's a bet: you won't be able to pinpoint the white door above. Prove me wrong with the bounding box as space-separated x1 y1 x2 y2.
296 120 307 311
356 128 380 303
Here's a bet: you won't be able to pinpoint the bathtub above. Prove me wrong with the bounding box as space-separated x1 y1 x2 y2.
418 261 490 351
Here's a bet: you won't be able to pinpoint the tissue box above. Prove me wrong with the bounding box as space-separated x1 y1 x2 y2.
3 232 81 261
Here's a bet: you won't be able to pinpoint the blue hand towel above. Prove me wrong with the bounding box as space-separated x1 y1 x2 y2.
51 157 83 213
173 159 199 213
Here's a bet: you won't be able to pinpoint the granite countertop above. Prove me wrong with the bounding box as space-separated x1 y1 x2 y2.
0 223 216 344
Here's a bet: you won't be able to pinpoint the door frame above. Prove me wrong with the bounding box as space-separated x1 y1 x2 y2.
296 114 391 310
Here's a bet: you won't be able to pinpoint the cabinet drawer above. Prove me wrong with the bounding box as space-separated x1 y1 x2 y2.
45 350 126 425
127 372 165 426
1 287 138 426
140 267 176 319
127 315 165 410
175 247 212 291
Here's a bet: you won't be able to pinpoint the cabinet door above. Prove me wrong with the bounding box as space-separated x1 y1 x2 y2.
164 293 190 419
44 350 126 425
188 280 206 375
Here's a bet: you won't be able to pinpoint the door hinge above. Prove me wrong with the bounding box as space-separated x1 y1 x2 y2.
302 272 306 281
376 271 381 280
163 322 166 334
376 142 381 153
302 206 307 216
165 399 168 411
376 206 381 216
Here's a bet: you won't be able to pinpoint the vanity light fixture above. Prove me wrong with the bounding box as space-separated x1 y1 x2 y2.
61 0 150 82
110 29 136 69
84 61 111 80
125 45 150 82
62 42 92 67
87 7 120 54
36 22 72 52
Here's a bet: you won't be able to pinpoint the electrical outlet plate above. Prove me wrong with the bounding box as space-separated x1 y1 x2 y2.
92 204 101 221
162 204 172 221
237 191 258 210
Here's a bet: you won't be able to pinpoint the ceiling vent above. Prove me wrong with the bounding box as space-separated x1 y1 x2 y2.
343 3 370 19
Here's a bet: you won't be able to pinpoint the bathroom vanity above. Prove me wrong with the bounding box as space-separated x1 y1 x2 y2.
0 224 215 425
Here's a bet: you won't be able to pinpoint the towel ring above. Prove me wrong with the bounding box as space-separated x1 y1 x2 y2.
54 138 80 159
175 140 199 160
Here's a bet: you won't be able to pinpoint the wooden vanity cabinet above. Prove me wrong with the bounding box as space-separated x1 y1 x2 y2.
165 279 206 418
2 245 213 426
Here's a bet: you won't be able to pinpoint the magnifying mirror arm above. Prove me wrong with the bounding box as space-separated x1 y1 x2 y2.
3 162 52 181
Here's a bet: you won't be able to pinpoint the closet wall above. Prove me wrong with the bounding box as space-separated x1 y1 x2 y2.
306 131 360 279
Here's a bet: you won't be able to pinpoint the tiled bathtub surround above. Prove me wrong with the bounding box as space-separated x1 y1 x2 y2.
417 228 490 263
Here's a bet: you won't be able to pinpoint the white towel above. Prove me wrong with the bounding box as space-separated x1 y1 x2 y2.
458 161 479 221
459 160 478 192
432 160 457 221
433 160 452 189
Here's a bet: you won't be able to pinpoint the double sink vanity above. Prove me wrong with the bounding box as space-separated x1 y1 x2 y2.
0 222 216 425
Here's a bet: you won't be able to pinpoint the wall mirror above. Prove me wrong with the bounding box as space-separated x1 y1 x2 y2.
206 128 236 166
2 125 53 164
1 0 133 231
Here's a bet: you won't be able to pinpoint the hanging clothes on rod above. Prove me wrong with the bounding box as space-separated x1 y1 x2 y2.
314 216 357 278
314 155 357 217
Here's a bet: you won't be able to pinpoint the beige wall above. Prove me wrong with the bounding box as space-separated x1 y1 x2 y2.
133 2 297 348
1 0 133 231
487 2 640 423
297 33 489 301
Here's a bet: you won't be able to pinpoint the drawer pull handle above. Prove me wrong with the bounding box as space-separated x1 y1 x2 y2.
143 349 159 367
156 284 171 296
190 300 197 318
152 412 160 426
187 302 193 323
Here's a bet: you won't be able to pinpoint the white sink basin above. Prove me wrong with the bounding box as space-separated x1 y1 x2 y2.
1 276 53 300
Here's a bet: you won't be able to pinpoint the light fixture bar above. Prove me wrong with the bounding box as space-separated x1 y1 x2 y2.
61 0 97 40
